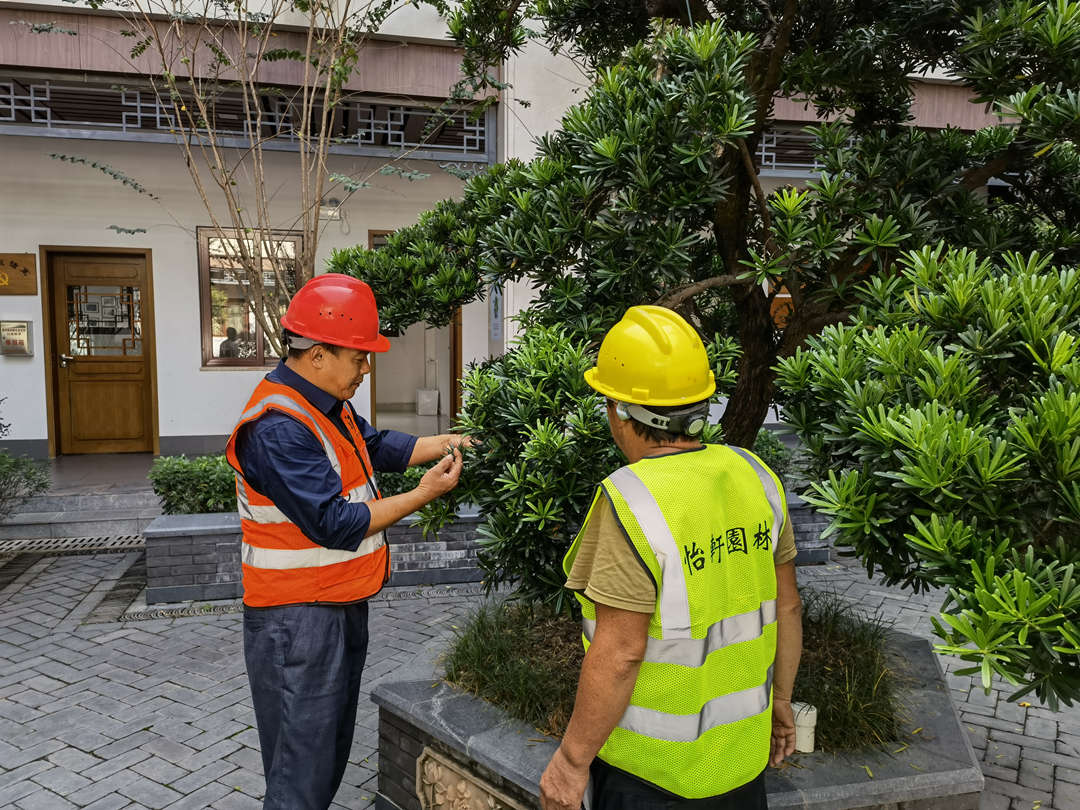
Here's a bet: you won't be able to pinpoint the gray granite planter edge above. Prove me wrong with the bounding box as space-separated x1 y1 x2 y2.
372 631 983 809
144 512 241 537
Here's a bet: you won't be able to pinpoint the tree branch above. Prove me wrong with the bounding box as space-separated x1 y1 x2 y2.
739 139 772 233
755 0 798 131
655 274 749 308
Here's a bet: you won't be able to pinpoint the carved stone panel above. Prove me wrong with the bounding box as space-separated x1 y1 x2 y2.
416 747 528 810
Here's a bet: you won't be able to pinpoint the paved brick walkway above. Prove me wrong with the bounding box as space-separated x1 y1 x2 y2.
0 549 1076 809
0 551 486 809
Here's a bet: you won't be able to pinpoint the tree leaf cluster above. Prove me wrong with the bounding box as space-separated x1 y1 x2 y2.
776 244 1080 707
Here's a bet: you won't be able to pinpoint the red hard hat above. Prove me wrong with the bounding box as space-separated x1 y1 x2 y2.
281 274 391 352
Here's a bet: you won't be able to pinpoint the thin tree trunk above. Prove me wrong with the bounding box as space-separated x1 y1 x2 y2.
721 286 777 447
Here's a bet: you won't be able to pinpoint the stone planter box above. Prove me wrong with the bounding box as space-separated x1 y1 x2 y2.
143 497 830 604
371 631 983 810
143 511 484 604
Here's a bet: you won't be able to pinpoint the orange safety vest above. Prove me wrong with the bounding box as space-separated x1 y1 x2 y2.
225 378 389 607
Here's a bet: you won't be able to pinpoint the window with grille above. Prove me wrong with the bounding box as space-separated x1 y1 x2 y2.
198 228 301 367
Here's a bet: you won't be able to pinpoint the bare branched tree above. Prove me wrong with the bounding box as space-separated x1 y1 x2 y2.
63 0 460 355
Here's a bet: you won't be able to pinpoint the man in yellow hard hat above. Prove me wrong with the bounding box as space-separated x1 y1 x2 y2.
540 305 803 810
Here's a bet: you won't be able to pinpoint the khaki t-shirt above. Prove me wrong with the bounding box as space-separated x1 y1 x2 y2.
565 492 797 613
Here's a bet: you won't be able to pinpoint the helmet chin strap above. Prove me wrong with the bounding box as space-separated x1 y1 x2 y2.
283 330 319 351
618 402 709 437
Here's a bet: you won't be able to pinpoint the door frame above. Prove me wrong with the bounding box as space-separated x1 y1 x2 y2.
38 246 160 458
365 229 463 428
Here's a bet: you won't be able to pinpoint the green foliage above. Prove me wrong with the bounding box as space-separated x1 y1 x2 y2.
444 600 584 737
776 245 1080 707
416 326 625 605
149 455 237 515
344 2 1080 447
376 465 424 499
795 590 902 751
399 325 739 605
0 453 50 523
0 397 51 522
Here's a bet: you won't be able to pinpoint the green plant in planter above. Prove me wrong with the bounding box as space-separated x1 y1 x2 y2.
445 589 899 751
149 454 237 515
0 397 51 522
776 245 1080 707
0 454 50 523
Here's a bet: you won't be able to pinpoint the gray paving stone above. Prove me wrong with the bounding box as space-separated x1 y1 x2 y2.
216 766 264 797
1018 757 1054 791
129 756 187 787
169 760 236 795
0 780 46 807
78 795 131 810
15 789 78 810
990 728 1058 753
115 774 183 810
210 790 263 809
31 766 92 797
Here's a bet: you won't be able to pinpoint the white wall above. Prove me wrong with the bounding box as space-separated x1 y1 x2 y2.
0 134 465 443
498 41 585 341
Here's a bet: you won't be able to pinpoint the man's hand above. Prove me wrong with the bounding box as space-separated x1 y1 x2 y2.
540 746 590 810
770 698 796 766
416 447 463 498
409 434 479 466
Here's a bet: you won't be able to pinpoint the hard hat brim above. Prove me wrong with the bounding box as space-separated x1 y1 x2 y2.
584 366 716 406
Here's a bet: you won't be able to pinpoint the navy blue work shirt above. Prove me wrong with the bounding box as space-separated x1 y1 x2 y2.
235 360 418 552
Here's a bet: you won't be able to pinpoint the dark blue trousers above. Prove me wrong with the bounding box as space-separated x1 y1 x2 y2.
244 602 370 810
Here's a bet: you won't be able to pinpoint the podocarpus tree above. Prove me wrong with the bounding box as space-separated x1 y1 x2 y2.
336 0 1080 445
328 1 1079 608
776 245 1080 707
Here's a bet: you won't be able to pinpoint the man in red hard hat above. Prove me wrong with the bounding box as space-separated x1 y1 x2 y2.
225 274 469 809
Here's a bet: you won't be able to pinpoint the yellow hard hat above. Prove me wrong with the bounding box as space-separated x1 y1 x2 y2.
585 305 716 406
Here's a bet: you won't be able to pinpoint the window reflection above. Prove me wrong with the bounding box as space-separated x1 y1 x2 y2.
207 235 297 360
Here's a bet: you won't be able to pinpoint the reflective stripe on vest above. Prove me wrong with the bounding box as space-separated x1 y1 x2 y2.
237 480 374 524
581 599 777 667
608 466 692 638
234 393 343 476
618 666 774 742
241 531 386 569
727 445 784 552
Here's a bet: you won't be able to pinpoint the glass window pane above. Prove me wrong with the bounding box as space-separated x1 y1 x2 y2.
207 234 297 361
67 285 142 357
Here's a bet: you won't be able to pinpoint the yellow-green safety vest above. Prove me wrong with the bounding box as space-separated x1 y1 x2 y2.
563 444 786 799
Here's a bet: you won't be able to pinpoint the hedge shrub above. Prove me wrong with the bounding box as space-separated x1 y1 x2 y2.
149 454 237 515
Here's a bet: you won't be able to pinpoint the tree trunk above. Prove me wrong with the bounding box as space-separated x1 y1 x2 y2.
721 286 777 448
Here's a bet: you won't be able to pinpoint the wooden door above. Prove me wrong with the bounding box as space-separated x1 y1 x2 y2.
50 253 155 454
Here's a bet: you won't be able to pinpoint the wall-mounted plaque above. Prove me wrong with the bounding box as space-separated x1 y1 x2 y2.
0 321 33 356
0 254 38 295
